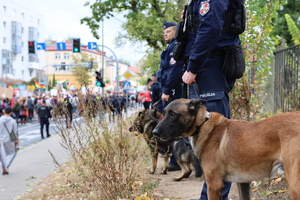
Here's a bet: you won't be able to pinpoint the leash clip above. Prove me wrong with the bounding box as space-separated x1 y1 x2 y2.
206 111 211 120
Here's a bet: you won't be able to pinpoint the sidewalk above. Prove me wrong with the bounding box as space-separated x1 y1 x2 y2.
0 134 70 200
0 108 141 200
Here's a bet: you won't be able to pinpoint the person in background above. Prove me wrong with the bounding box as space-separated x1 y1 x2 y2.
149 73 162 112
139 87 152 110
64 97 73 128
27 96 34 121
71 94 79 117
37 99 52 139
12 98 21 125
0 107 19 175
19 99 27 124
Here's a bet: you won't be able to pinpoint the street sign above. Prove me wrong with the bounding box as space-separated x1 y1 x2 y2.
56 42 66 50
123 81 131 90
122 70 133 79
37 43 46 50
88 42 97 50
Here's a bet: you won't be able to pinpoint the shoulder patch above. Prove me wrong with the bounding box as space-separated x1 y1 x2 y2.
199 0 210 16
170 57 176 65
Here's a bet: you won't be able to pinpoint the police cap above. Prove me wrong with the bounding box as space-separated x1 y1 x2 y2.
163 22 177 30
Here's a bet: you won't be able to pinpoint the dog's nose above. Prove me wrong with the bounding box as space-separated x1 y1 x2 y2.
152 128 159 136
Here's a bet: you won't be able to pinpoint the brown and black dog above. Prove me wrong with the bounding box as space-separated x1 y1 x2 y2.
153 99 300 200
129 109 202 181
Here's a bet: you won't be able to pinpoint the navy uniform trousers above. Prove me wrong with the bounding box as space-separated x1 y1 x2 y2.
40 118 50 138
188 53 235 200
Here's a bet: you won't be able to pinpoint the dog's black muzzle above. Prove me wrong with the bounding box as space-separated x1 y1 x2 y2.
152 127 172 141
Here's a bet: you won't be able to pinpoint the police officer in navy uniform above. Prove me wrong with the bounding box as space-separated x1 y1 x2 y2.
37 99 52 139
157 22 184 111
157 22 185 171
180 0 244 199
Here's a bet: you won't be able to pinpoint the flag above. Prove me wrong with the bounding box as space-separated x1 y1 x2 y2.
57 79 66 84
34 80 46 89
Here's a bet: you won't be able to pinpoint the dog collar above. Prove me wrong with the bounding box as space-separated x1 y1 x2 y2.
191 111 211 136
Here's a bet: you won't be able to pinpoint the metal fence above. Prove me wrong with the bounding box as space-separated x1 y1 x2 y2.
273 44 300 112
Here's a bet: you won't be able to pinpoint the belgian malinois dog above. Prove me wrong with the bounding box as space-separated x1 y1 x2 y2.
129 109 202 181
153 99 300 200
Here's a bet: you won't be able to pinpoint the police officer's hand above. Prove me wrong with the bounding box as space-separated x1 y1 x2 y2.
161 93 170 102
182 71 197 85
181 10 185 20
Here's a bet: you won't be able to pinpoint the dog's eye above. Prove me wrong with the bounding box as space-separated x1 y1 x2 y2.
170 112 176 117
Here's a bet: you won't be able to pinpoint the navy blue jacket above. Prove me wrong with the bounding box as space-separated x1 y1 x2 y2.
184 0 241 74
157 39 184 96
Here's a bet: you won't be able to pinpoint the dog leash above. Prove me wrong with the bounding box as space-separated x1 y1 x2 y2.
192 82 211 120
192 82 201 99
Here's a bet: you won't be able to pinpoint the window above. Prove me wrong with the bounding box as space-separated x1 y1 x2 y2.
21 27 24 33
61 62 66 70
12 9 16 17
3 21 6 28
21 56 24 62
3 37 6 44
3 6 6 14
22 13 24 20
37 19 40 25
55 53 60 59
30 16 33 22
64 53 69 59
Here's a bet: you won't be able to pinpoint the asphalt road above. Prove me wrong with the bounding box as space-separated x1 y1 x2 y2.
17 120 57 148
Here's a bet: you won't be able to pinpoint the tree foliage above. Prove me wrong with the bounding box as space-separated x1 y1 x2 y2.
71 52 96 87
271 0 300 46
230 0 287 120
284 14 300 45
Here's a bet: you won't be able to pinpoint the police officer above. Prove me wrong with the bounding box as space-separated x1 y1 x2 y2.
157 22 184 110
37 99 52 139
157 22 185 171
149 74 163 111
181 0 244 199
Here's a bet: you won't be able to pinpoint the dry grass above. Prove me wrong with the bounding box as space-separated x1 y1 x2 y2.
18 96 162 200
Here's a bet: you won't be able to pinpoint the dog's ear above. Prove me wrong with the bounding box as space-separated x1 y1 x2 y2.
138 111 143 117
187 99 206 115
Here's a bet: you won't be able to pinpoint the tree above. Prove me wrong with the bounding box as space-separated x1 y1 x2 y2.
271 0 300 46
71 52 95 87
52 74 56 88
81 0 182 50
284 14 300 44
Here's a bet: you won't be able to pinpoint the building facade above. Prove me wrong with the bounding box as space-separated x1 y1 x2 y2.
0 0 45 87
44 43 107 89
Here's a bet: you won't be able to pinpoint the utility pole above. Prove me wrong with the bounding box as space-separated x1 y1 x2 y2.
97 45 119 94
101 20 104 96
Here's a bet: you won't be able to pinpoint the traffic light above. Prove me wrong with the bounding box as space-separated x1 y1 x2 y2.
28 41 36 54
88 61 93 69
95 71 105 87
72 38 81 53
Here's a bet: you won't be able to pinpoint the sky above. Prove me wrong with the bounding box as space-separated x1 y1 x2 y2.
12 0 145 66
